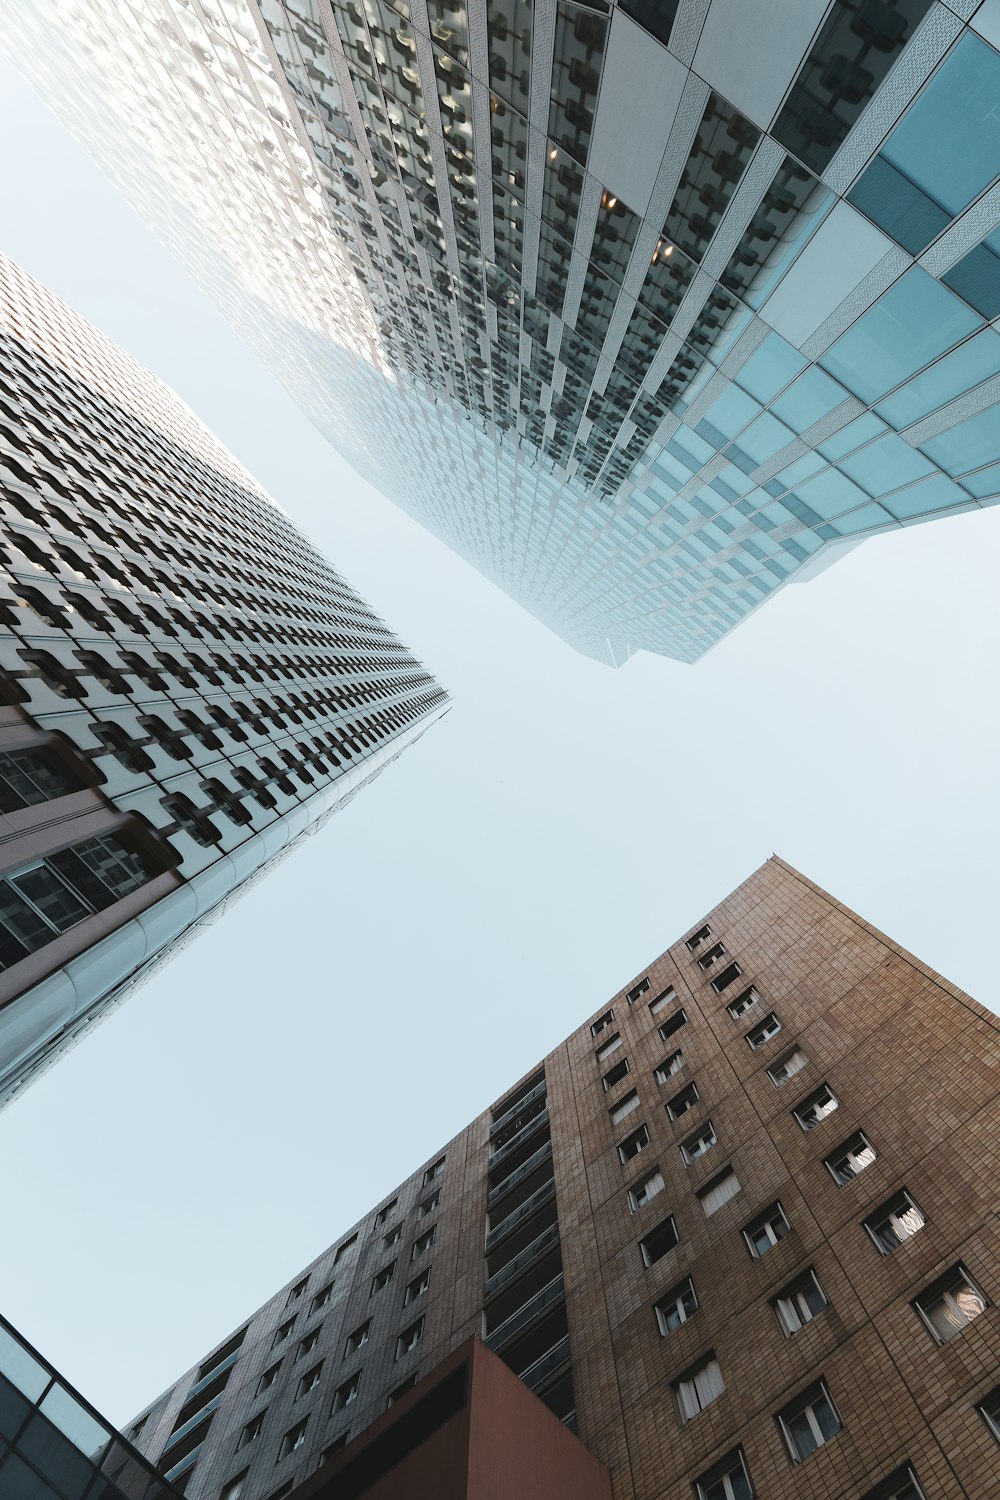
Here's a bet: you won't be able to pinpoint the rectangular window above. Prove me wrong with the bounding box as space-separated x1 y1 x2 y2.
273 1319 294 1348
404 1270 431 1305
418 1191 440 1219
659 1008 687 1040
793 1084 839 1130
640 1216 679 1266
320 1434 350 1464
344 1321 370 1357
602 1058 630 1090
859 1466 928 1500
746 1013 781 1049
286 1278 308 1305
697 1168 741 1217
423 1157 445 1185
666 1082 699 1120
610 1089 640 1125
654 1051 684 1084
980 1387 1000 1442
676 1354 724 1420
824 1131 877 1185
279 1419 308 1459
680 1121 716 1164
711 963 742 993
375 1199 397 1226
239 1413 265 1448
412 1227 435 1259
913 1265 987 1344
221 1473 248 1500
777 1380 841 1462
311 1284 333 1314
744 1202 791 1258
333 1235 358 1265
333 1374 360 1412
774 1270 827 1334
383 1224 403 1249
387 1376 417 1407
595 1032 622 1063
694 1448 753 1500
649 986 677 1016
655 1277 698 1335
618 1124 650 1163
767 1047 806 1086
628 1169 665 1211
258 1363 281 1394
396 1319 424 1358
697 943 726 970
590 1009 614 1036
726 987 760 1019
296 1363 323 1399
686 925 711 951
865 1192 926 1255
297 1329 320 1360
371 1263 396 1294
627 977 650 1003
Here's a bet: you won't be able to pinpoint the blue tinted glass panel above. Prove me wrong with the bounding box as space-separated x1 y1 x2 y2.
775 452 826 488
875 328 1000 427
701 385 760 440
921 402 1000 474
883 474 969 518
881 34 1000 217
942 242 1000 319
847 153 950 253
838 435 934 496
820 269 981 404
738 412 796 464
826 501 892 534
771 366 850 430
818 412 887 461
796 468 871 519
735 333 807 403
962 462 1000 499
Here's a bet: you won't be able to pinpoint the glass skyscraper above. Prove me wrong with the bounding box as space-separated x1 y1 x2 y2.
0 254 447 1109
4 0 999 665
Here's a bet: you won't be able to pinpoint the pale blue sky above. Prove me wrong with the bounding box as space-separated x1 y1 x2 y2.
0 56 997 1426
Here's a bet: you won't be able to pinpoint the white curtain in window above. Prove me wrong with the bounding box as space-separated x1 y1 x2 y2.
687 1358 724 1414
890 1203 925 1241
701 1171 740 1216
611 1092 639 1124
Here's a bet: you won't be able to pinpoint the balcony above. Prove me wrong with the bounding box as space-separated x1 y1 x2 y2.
490 1077 547 1143
488 1108 549 1173
487 1141 552 1209
486 1275 566 1353
161 1396 221 1454
484 1223 560 1302
519 1335 571 1393
182 1348 239 1404
486 1178 556 1253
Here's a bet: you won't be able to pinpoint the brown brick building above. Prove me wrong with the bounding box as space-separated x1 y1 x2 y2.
125 859 1000 1500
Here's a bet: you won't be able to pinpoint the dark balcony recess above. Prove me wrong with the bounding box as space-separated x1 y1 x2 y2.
490 1076 547 1142
486 1178 557 1252
484 1223 561 1302
486 1275 566 1352
487 1142 553 1208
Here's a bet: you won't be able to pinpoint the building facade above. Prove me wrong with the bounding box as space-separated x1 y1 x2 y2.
3 1 1000 664
0 253 448 1109
123 859 1000 1500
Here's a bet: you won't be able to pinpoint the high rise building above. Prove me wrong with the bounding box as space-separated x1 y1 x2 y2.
3 2 1000 665
0 253 448 1109
121 859 999 1500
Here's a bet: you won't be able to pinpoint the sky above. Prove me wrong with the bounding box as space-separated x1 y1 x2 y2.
0 54 998 1428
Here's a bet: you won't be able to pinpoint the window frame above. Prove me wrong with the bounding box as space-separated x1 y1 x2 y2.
912 1263 988 1344
773 1269 827 1335
792 1084 839 1131
776 1379 842 1463
628 1169 665 1212
824 1131 877 1185
618 1122 650 1164
639 1214 679 1267
693 1447 753 1500
745 1012 782 1049
680 1120 717 1165
863 1191 926 1255
655 1276 698 1336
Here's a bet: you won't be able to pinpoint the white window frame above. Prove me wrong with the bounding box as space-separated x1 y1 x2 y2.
591 1009 614 1036
655 1277 698 1336
412 1228 435 1259
979 1387 1000 1442
913 1265 987 1344
793 1085 839 1130
639 1216 678 1267
654 1050 684 1084
774 1270 827 1334
396 1319 423 1358
864 1193 926 1255
602 1057 630 1090
610 1090 640 1124
344 1322 370 1356
628 1169 665 1211
824 1132 876 1185
595 1032 622 1063
666 1082 699 1120
297 1365 322 1398
220 1474 247 1500
726 987 760 1019
686 925 711 951
627 977 650 1003
744 1203 791 1258
334 1376 360 1411
698 1168 741 1217
675 1355 724 1420
659 1008 687 1039
746 1012 781 1049
767 1047 807 1085
648 986 677 1016
680 1121 716 1164
694 1449 752 1500
697 943 726 970
618 1124 650 1163
860 1465 928 1500
777 1381 841 1463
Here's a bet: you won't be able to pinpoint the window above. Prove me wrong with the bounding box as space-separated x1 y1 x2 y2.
0 747 81 811
694 1448 753 1500
404 1270 430 1305
383 1224 403 1249
333 1234 358 1265
913 1265 987 1344
859 1466 928 1500
648 986 677 1016
595 1032 622 1062
627 977 650 1003
654 1051 684 1084
768 1048 807 1086
319 1434 350 1465
676 1354 724 1420
591 1009 614 1036
666 1082 699 1120
697 1168 741 1217
686 925 711 951
774 1270 827 1334
726 987 759 1019
610 1089 640 1125
387 1375 417 1407
744 1203 791 1258
396 1319 424 1358
711 964 742 993
979 1387 1000 1442
296 1364 323 1399
286 1278 308 1306
220 1474 248 1500
311 1284 333 1314
680 1121 716 1164
273 1320 294 1348
697 943 726 970
297 1329 320 1360
776 1380 841 1462
618 1124 650 1163
746 1013 781 1049
824 1132 877 1185
258 1363 281 1394
639 1215 679 1266
864 1192 926 1255
333 1374 360 1412
278 1420 308 1459
266 1486 295 1500
412 1227 435 1259
375 1199 397 1226
239 1413 265 1448
659 1009 687 1040
423 1157 445 1185
602 1058 629 1090
628 1170 664 1212
344 1321 370 1357
418 1191 440 1219
793 1085 839 1130
655 1278 697 1335
371 1263 395 1294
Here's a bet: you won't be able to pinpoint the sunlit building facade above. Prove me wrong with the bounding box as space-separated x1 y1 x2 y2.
4 1 1000 664
122 860 999 1500
0 254 447 1108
